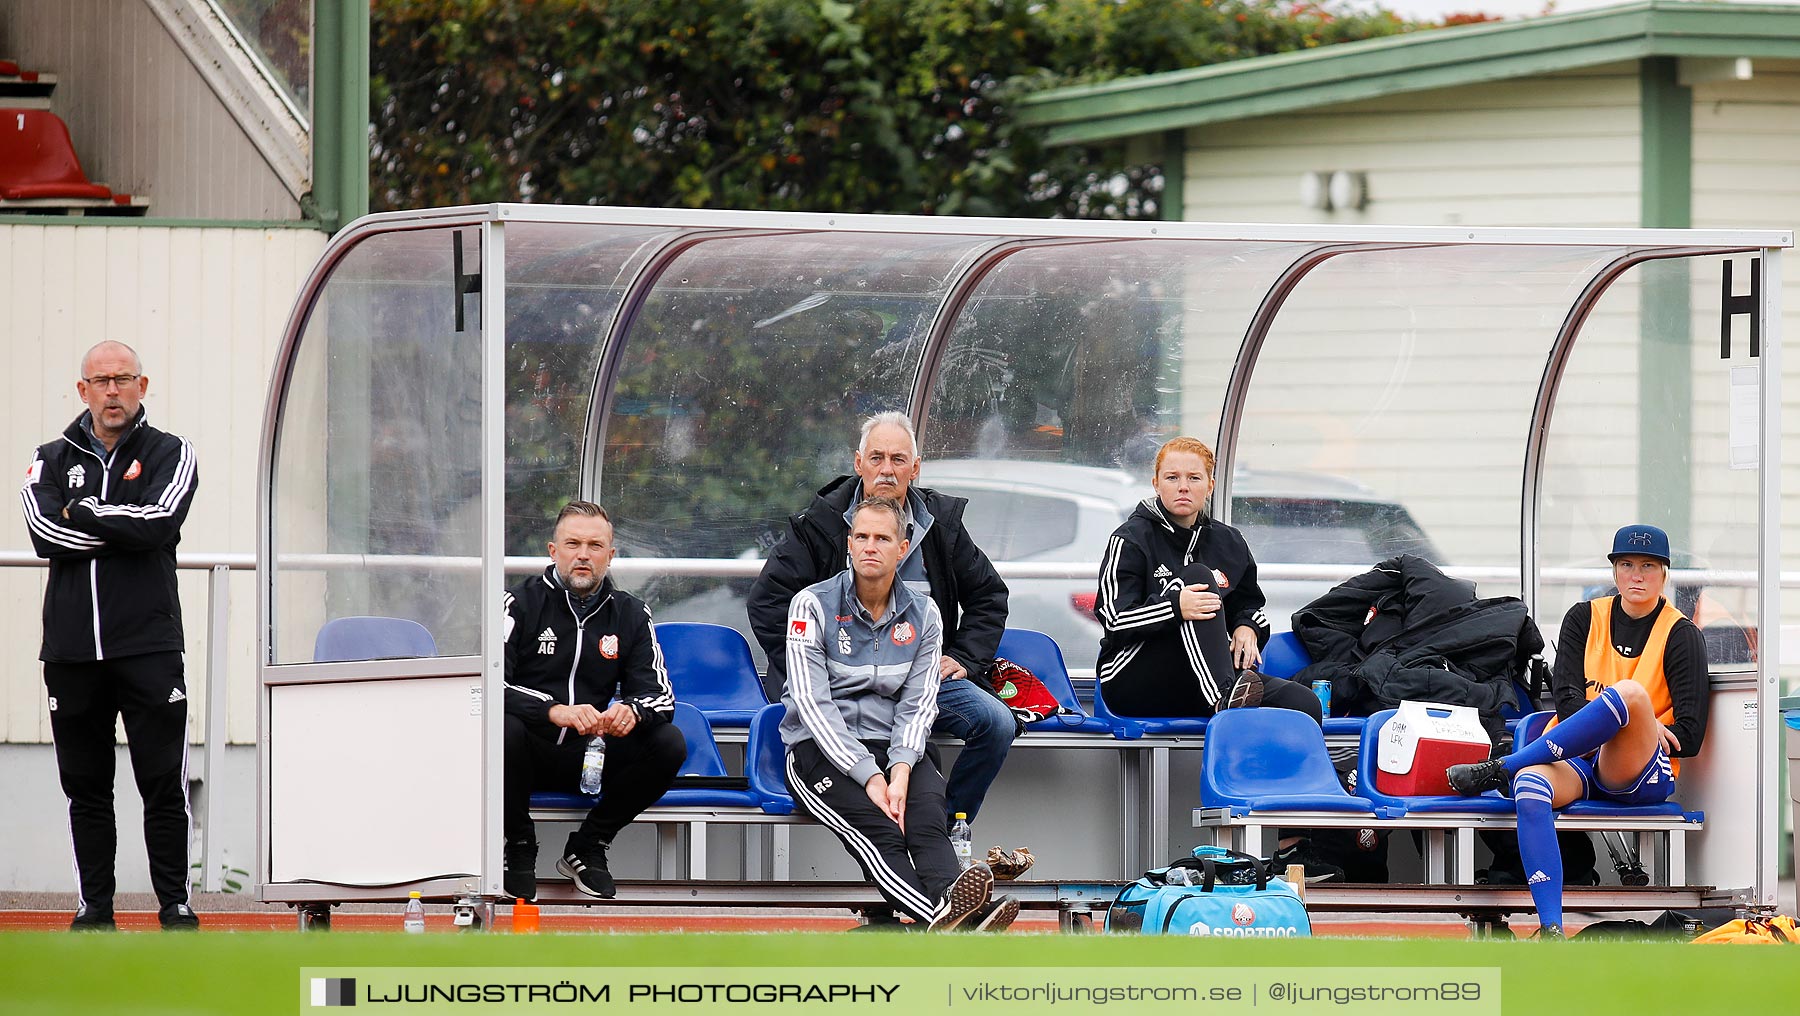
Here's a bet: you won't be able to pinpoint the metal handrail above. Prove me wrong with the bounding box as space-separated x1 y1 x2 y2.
5 550 1781 586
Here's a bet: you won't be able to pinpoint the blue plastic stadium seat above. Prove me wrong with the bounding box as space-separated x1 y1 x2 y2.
1200 708 1378 816
655 622 769 727
1089 678 1201 738
747 703 795 814
994 629 1114 735
1260 631 1312 679
533 703 760 811
1355 707 1513 817
312 615 436 662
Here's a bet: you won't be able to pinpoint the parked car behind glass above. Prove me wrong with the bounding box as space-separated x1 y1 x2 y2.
926 460 1442 673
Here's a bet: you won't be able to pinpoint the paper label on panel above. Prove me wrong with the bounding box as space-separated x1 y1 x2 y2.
1728 365 1758 470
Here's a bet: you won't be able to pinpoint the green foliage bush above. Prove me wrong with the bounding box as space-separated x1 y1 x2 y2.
371 0 1423 219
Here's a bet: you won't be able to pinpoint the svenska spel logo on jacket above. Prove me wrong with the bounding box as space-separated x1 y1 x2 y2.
788 619 808 639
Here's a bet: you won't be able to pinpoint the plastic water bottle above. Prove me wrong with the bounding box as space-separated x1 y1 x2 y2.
579 736 605 795
949 812 973 869
1165 866 1196 887
403 891 425 933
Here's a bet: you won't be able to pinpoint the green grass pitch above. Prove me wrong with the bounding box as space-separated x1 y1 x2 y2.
6 931 1800 1014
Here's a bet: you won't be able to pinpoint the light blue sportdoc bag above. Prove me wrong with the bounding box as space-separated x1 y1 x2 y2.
1106 845 1312 937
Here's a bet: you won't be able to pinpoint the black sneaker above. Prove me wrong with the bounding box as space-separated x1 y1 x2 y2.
927 863 994 932
965 895 1020 932
1270 839 1347 884
556 848 616 899
69 904 115 932
852 906 902 930
1447 757 1510 796
505 842 538 902
1531 924 1566 941
1225 669 1264 710
158 902 200 930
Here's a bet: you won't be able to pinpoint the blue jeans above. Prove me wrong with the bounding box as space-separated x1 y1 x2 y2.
932 677 1016 823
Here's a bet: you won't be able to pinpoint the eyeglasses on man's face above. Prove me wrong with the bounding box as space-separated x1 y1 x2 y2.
82 374 141 390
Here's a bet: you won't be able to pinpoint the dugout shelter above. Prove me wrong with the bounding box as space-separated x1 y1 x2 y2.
255 205 1788 923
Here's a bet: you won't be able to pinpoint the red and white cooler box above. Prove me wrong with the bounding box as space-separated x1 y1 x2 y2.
1375 701 1492 796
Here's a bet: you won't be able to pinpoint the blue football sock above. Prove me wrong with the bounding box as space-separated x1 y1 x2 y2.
1512 769 1563 932
1505 685 1629 772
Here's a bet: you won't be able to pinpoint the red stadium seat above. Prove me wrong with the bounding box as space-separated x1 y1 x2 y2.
0 109 113 200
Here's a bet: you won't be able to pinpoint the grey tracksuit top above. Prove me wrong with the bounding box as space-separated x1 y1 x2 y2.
779 568 943 788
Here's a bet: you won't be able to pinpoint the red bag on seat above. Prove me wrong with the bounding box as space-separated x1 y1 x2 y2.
986 657 1064 725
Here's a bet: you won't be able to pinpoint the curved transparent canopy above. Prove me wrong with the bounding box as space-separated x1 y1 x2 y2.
262 212 1781 685
269 226 485 664
503 222 685 554
921 238 1319 669
1236 244 1619 613
1539 253 1762 673
593 231 998 647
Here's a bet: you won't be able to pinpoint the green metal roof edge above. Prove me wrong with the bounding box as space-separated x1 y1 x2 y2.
1021 1 1800 145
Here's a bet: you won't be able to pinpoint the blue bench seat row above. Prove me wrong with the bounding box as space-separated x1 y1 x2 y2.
529 702 795 816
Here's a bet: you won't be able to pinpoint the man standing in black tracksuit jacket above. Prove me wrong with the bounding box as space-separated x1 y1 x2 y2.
21 342 201 931
502 500 683 902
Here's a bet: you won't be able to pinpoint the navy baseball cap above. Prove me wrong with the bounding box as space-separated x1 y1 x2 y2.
1608 524 1670 565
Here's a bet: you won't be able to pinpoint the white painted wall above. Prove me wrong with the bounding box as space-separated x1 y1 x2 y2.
1180 65 1643 229
0 223 328 746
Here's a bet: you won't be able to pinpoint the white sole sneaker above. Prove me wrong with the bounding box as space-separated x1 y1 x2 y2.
969 896 1020 932
1225 670 1264 710
928 863 995 932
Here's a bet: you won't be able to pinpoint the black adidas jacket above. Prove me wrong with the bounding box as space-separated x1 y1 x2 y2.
1095 499 1270 693
503 566 676 740
746 475 1009 700
1290 555 1537 738
22 409 198 662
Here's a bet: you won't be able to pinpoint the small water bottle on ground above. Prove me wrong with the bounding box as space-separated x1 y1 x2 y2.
949 812 972 869
403 891 425 933
579 736 605 795
1165 865 1196 887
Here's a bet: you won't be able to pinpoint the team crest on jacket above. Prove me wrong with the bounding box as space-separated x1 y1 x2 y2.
124 459 142 480
1212 568 1230 589
891 621 916 645
599 634 619 659
66 464 85 488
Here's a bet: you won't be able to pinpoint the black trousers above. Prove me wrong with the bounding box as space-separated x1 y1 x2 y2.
503 713 686 854
1105 614 1322 723
785 739 961 924
45 650 192 911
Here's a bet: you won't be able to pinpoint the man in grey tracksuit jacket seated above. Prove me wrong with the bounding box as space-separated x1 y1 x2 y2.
780 496 1017 932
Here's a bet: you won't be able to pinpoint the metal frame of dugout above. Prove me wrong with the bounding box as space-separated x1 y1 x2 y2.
255 205 1789 927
